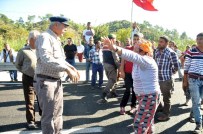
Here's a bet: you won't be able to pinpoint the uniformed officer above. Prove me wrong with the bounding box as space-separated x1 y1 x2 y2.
34 16 80 134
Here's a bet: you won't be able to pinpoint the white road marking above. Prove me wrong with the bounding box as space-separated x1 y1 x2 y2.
0 127 104 134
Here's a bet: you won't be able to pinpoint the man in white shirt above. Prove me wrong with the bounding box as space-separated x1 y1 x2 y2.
0 43 18 81
131 22 140 42
77 40 85 62
83 22 95 44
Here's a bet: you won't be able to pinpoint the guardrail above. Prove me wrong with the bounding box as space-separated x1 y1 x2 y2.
0 62 87 71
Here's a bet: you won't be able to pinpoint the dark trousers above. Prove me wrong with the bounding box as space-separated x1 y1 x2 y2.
22 74 41 123
91 63 103 87
120 73 136 108
65 59 75 81
159 79 173 116
9 70 17 80
85 61 92 81
66 58 75 67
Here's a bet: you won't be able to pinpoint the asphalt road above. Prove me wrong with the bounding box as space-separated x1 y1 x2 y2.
0 71 200 134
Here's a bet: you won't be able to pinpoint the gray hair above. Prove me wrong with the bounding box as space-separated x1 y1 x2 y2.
28 30 40 41
49 21 60 29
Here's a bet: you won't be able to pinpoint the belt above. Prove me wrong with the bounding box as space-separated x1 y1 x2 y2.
36 74 60 80
189 75 203 81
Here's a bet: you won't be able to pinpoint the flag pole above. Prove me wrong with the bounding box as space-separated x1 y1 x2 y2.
131 0 133 23
131 0 134 44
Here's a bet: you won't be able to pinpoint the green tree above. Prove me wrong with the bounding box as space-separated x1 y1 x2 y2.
94 25 109 42
116 28 131 44
26 15 36 30
180 32 188 40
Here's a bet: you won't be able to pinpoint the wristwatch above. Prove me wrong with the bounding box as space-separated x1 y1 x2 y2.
115 47 118 52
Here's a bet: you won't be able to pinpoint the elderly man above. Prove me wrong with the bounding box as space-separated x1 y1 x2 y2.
15 30 41 129
34 16 80 134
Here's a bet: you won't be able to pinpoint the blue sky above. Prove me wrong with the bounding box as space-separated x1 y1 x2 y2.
0 0 203 39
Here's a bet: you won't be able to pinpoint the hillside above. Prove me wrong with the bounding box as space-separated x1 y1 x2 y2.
0 13 195 51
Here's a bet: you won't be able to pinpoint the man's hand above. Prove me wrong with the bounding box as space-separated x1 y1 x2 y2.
183 80 189 89
69 66 80 80
66 68 80 83
183 74 189 89
101 37 116 51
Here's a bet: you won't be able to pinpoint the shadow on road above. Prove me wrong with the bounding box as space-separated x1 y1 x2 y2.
63 82 124 116
62 82 134 133
0 84 22 90
159 118 192 134
0 122 39 132
0 100 24 108
170 104 191 117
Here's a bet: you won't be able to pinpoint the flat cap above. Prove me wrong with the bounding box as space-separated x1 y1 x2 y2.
108 34 116 39
49 16 69 26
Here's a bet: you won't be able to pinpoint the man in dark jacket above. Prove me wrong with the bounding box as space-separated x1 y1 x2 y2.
97 34 120 104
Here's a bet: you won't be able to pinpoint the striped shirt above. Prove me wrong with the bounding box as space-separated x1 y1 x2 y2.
35 29 69 79
89 48 103 64
154 47 179 81
121 48 160 95
184 47 203 77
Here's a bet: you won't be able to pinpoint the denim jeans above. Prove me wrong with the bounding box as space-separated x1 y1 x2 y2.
189 78 203 124
91 63 103 87
66 59 75 67
65 59 75 81
85 61 92 81
9 70 17 80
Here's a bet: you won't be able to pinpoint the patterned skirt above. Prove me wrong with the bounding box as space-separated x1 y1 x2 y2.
134 92 160 134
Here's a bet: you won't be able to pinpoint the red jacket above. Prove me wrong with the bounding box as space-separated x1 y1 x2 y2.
124 45 134 73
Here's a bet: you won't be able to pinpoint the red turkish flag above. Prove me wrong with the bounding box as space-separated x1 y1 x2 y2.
133 0 158 11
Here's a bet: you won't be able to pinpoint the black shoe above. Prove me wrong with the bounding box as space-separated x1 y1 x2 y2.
188 117 195 123
193 124 202 134
27 122 37 129
111 92 119 98
97 99 107 104
108 92 119 98
102 92 107 100
14 79 18 82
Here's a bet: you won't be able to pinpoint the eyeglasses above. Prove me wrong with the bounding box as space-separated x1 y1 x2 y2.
59 22 69 28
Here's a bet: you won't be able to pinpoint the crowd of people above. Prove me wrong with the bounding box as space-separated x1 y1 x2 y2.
0 16 203 134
